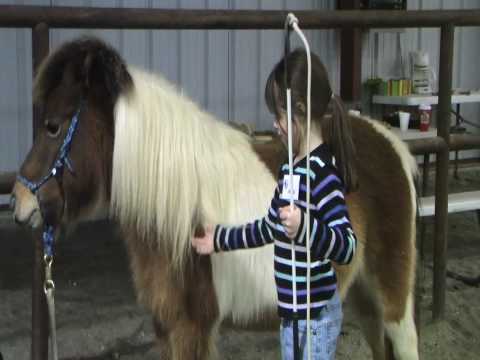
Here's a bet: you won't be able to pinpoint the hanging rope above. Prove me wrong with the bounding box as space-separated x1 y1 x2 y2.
285 12 313 360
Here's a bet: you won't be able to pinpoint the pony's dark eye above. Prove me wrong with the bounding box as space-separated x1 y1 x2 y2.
45 121 61 138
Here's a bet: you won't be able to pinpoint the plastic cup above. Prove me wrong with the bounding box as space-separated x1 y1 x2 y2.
398 111 411 132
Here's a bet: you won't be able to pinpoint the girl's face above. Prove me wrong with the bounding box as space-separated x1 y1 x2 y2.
273 109 288 145
273 109 301 154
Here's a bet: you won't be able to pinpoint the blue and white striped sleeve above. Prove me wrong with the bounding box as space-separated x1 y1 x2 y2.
213 189 281 252
294 169 356 264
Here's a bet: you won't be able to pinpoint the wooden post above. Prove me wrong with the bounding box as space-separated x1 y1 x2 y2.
433 24 454 321
31 22 49 360
0 172 16 195
338 0 363 102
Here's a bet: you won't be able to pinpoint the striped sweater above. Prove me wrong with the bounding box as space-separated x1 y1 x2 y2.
213 143 357 319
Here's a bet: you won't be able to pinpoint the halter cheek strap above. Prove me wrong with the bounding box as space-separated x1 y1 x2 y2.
17 104 82 195
16 102 84 256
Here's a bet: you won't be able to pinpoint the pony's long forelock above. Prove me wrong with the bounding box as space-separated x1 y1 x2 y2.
33 37 133 107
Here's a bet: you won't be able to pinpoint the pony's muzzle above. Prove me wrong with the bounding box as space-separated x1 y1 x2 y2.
11 181 43 228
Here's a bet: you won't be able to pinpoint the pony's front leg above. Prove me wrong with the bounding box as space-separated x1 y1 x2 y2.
125 228 220 359
165 254 220 360
154 315 217 360
153 318 171 359
167 317 218 360
156 254 220 360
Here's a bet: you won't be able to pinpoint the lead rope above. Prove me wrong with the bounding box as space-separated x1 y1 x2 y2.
17 103 83 360
284 15 300 360
43 227 58 360
286 13 312 360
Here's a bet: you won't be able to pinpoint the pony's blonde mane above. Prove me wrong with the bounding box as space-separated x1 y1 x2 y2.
111 68 275 270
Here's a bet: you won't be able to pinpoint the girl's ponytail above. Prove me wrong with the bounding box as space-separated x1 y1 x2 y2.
321 94 358 193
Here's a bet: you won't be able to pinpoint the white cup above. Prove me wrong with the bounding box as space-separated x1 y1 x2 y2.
398 111 411 132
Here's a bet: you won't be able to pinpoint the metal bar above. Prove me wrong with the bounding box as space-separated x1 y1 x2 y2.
1 6 480 29
433 24 454 321
449 134 480 151
31 23 49 360
340 27 362 101
32 23 49 138
338 0 363 102
404 137 447 155
404 135 480 155
0 172 16 195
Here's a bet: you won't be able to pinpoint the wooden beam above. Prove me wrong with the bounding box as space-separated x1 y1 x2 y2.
433 24 455 321
31 22 50 360
0 172 16 195
338 0 362 102
1 6 480 29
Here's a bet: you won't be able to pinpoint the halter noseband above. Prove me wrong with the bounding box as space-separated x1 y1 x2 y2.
17 103 83 194
17 102 84 256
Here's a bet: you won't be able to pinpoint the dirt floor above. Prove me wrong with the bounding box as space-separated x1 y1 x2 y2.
0 166 479 360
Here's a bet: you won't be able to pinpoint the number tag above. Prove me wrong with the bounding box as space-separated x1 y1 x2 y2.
280 174 301 201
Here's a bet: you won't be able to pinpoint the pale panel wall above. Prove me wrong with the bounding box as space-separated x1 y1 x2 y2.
0 0 45 204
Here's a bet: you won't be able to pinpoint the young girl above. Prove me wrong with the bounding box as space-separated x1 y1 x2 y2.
192 49 357 360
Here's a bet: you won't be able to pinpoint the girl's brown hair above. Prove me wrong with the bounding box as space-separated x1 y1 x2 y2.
265 48 357 193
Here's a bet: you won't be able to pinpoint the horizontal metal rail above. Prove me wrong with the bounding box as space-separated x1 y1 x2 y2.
406 137 448 155
1 6 480 29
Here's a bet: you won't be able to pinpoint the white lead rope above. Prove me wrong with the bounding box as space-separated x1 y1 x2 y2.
286 13 312 360
286 87 298 318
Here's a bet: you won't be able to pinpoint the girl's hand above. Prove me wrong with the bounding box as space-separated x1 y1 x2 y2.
279 205 301 240
192 225 215 255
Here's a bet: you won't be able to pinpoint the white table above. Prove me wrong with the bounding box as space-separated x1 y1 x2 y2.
372 93 480 106
390 127 437 140
373 93 480 178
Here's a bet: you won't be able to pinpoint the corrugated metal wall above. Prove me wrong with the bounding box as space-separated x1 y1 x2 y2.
1 0 479 180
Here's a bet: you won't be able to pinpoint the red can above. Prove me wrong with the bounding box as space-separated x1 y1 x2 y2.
419 104 432 132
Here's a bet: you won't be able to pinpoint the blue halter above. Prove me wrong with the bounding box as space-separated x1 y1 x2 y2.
17 103 84 256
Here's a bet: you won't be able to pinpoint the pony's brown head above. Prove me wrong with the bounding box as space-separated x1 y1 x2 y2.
11 37 133 229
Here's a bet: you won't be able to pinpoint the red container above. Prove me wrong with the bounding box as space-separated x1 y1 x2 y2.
419 104 432 132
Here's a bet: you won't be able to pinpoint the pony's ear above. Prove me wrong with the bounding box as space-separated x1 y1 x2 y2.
82 52 95 89
81 47 133 103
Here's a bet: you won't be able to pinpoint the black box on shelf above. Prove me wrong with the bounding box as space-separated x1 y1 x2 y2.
361 0 407 10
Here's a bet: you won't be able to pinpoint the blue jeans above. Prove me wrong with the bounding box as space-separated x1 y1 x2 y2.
280 291 343 360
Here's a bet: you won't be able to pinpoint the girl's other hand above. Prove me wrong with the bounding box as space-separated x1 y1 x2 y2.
279 205 301 240
192 224 215 255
